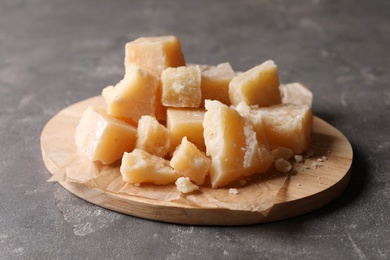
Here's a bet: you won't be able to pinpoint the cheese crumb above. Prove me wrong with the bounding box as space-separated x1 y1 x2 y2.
294 155 303 163
229 188 240 195
275 158 292 173
175 177 199 194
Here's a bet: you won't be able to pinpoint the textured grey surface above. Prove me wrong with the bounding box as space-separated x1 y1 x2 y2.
1 0 389 259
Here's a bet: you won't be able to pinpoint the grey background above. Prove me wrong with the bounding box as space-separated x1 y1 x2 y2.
1 0 389 259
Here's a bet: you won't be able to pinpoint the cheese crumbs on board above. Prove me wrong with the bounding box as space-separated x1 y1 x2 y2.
74 35 314 189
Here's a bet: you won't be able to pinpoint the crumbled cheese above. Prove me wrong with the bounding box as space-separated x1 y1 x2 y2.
175 177 199 193
229 188 240 195
275 158 292 173
294 155 303 163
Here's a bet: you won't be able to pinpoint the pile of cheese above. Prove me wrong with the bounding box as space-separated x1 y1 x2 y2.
75 35 313 192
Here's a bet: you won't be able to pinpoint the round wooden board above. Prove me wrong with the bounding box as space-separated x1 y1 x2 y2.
40 96 353 225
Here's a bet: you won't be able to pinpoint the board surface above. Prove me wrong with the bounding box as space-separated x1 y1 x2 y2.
40 96 353 225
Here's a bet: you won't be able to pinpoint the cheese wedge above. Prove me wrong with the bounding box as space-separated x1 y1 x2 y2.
203 100 273 188
229 60 281 107
136 115 170 157
75 106 137 164
166 108 206 154
170 137 210 185
124 35 186 77
120 149 179 185
200 62 236 107
244 103 312 154
161 65 202 108
102 64 158 125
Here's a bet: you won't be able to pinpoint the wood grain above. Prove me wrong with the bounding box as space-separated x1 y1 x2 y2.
40 96 353 225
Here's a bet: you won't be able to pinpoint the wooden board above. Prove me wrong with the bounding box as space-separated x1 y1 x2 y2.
40 96 353 225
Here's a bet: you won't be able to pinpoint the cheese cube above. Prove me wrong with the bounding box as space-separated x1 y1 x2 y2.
229 60 281 107
120 149 179 185
280 82 313 107
199 62 236 106
170 137 210 185
75 106 137 165
248 104 313 154
102 64 159 125
136 115 170 157
124 35 186 77
161 65 202 108
203 100 273 188
166 108 206 154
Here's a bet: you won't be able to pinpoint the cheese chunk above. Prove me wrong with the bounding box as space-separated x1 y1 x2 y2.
175 177 199 194
102 64 158 125
170 137 210 185
124 35 186 77
200 62 236 106
280 82 313 107
229 60 281 107
166 108 206 154
161 65 202 108
271 147 293 160
136 115 170 157
243 103 312 154
120 149 179 185
203 100 273 188
75 106 137 165
235 102 269 147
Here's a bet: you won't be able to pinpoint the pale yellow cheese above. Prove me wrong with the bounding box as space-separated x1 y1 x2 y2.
175 177 199 193
102 64 159 125
203 100 273 188
120 149 179 185
229 60 281 107
161 65 202 108
75 106 137 165
280 82 313 107
200 62 236 107
235 102 269 148
170 137 210 185
136 115 170 157
166 108 206 154
247 103 313 154
124 35 186 77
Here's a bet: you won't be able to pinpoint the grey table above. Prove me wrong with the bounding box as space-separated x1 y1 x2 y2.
1 0 389 259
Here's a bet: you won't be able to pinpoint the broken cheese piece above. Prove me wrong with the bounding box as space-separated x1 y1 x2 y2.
250 104 313 154
102 64 158 125
170 137 210 185
136 115 170 157
203 100 273 188
75 106 137 165
161 65 202 108
229 60 281 107
166 108 206 154
124 35 186 77
120 149 179 185
175 177 199 194
199 62 236 107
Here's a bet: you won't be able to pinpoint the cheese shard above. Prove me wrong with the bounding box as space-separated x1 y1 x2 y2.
120 149 179 185
199 62 236 107
75 106 137 165
124 35 186 77
203 100 273 188
243 103 313 154
136 115 170 157
229 60 281 107
161 65 202 108
280 82 313 107
166 108 206 154
170 137 210 185
175 177 199 194
102 64 158 125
